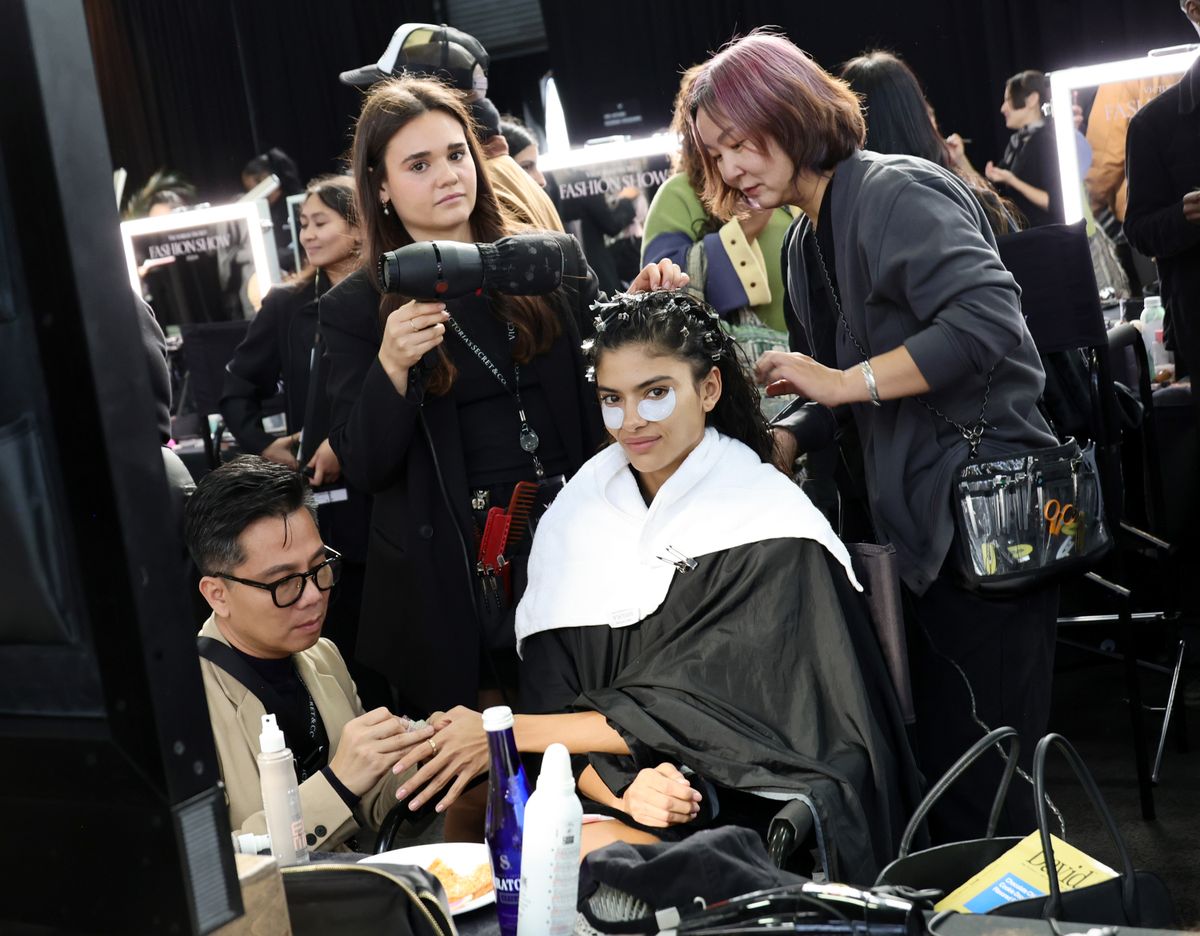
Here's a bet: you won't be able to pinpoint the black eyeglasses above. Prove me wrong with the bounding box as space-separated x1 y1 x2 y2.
216 548 343 609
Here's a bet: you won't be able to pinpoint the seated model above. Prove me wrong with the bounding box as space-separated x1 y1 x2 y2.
185 457 434 849
391 291 920 882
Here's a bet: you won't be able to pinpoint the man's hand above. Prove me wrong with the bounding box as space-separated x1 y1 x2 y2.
620 764 702 828
306 438 341 486
1184 190 1200 224
261 432 301 469
392 705 489 813
327 708 434 797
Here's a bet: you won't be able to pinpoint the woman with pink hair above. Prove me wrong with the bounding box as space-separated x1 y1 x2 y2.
687 31 1060 845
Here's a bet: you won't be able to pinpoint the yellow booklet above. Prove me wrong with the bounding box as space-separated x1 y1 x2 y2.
935 831 1119 913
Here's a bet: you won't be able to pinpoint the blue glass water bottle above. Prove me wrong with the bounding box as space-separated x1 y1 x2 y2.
483 705 530 936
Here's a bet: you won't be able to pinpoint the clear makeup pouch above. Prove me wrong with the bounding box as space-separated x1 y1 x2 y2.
953 438 1112 592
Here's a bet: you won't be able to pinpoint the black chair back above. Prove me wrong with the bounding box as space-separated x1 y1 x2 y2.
177 320 251 418
997 222 1124 524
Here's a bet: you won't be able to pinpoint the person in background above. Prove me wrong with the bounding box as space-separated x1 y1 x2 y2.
186 457 436 850
1124 0 1200 396
243 147 304 273
339 22 563 234
500 117 547 189
642 64 796 334
687 31 1059 845
220 175 389 711
840 50 1018 236
983 71 1066 228
1086 75 1182 225
124 168 196 219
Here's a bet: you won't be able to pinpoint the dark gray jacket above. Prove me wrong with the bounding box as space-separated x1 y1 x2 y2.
783 150 1055 594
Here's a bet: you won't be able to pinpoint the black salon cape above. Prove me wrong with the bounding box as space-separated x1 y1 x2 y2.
521 537 922 885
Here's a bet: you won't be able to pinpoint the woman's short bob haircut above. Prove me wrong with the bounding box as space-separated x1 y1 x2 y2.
685 30 865 219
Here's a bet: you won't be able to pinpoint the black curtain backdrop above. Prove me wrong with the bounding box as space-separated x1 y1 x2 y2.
540 0 1194 170
85 0 436 204
85 1 1195 207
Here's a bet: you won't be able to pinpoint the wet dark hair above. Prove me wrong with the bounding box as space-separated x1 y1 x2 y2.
1005 70 1050 110
184 456 316 576
584 290 776 464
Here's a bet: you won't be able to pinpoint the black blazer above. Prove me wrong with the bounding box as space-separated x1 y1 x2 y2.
220 276 371 562
220 278 320 453
999 121 1065 229
1124 57 1200 362
320 233 602 712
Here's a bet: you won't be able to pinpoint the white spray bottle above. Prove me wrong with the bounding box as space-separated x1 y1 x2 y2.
257 713 309 866
517 743 583 935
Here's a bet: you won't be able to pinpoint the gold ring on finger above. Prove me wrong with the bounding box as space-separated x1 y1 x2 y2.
427 737 438 755
411 319 419 333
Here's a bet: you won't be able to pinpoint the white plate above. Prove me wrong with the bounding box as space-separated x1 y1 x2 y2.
361 842 495 916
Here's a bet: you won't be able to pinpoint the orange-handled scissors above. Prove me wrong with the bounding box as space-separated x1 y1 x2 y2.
1044 499 1077 536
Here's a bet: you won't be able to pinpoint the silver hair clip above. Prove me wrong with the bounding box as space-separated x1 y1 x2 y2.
658 545 697 574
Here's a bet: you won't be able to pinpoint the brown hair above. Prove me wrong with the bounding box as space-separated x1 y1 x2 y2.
668 64 725 239
684 31 865 220
350 76 558 395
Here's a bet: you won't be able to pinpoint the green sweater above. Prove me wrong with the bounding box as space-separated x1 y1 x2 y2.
641 173 797 332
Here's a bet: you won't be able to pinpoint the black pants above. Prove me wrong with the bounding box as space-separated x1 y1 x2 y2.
904 572 1059 845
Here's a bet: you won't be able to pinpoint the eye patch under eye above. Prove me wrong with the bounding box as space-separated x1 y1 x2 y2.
600 387 678 430
638 387 676 422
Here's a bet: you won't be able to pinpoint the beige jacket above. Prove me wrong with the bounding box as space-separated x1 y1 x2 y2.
198 616 403 850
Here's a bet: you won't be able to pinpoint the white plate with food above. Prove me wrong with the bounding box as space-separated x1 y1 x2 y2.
361 842 495 916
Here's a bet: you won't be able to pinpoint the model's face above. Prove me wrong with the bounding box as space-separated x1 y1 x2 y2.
595 346 720 498
694 107 796 209
1002 90 1041 130
378 110 478 243
513 143 546 188
200 510 330 659
298 193 357 270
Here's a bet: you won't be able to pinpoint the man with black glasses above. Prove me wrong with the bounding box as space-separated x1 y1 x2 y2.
185 457 437 850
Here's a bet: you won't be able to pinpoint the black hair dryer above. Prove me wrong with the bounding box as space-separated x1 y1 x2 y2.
378 233 567 300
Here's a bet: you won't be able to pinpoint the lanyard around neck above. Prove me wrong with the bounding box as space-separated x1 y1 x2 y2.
446 316 545 479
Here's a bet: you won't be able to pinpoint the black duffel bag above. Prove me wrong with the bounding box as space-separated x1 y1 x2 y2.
876 728 1174 927
281 860 457 936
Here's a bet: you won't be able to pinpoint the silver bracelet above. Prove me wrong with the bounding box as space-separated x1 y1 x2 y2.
860 361 882 407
